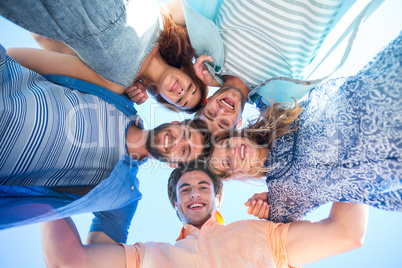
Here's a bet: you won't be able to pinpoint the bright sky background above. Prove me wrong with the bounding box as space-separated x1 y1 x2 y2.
0 0 402 267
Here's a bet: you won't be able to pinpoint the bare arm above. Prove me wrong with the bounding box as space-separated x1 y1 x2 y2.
165 0 186 27
286 202 369 267
41 218 126 268
31 33 77 56
6 48 126 95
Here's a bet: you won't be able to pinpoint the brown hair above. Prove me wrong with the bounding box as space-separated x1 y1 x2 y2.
167 160 224 217
139 8 207 114
207 99 303 179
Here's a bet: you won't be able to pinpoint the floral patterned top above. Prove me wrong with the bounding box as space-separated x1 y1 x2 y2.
256 32 402 223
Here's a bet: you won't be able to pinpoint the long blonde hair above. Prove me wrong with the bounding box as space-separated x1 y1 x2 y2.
208 99 303 179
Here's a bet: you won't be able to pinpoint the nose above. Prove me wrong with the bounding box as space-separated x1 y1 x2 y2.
178 88 185 96
190 188 201 199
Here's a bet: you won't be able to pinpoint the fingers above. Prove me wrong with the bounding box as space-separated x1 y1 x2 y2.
245 198 270 219
196 55 213 64
126 86 148 105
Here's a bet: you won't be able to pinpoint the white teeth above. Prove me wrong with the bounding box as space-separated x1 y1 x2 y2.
221 99 234 110
241 144 245 160
190 203 203 208
164 135 169 150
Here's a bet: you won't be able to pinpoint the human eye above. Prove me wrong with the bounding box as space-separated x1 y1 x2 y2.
181 146 186 156
222 120 230 128
224 157 231 169
226 140 230 149
192 85 197 95
176 98 183 105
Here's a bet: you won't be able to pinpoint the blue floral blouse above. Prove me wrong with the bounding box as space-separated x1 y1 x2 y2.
257 32 402 223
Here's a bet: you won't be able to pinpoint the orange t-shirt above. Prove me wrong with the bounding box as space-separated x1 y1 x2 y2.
121 211 290 268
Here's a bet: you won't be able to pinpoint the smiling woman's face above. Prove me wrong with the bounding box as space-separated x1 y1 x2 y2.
158 67 202 110
209 136 264 176
199 86 244 134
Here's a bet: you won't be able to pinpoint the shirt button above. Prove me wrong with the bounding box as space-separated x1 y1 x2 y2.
131 186 134 190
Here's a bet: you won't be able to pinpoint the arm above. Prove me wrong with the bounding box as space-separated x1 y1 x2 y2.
6 48 126 95
41 218 126 268
286 202 369 267
31 33 77 56
165 0 186 27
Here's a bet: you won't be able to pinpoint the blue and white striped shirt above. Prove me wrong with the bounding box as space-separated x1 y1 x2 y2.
0 45 132 187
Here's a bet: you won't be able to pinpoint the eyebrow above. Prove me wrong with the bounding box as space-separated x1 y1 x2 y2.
178 181 211 190
185 145 191 160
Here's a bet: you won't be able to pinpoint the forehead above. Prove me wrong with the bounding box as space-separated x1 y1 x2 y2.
177 170 213 189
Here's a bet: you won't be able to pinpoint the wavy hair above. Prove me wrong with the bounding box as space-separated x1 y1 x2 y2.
139 7 207 114
207 99 304 179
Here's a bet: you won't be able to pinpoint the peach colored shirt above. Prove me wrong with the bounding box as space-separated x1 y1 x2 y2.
121 212 291 268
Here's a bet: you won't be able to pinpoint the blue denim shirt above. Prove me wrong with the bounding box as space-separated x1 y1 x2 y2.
0 43 146 243
0 155 146 243
182 0 377 105
0 0 162 88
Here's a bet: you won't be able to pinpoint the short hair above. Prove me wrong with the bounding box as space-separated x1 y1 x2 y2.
167 161 224 212
182 118 212 159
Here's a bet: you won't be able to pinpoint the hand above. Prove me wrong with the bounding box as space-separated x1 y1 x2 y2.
194 55 215 86
244 191 269 219
126 81 148 105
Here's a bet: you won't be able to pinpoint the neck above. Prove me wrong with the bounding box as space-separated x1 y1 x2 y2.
223 75 250 99
257 146 270 167
126 125 151 160
141 49 167 94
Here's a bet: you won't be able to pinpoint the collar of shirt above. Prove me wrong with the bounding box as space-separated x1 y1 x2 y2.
176 211 225 241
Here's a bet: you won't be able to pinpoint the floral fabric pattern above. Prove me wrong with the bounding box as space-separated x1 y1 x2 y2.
260 33 402 223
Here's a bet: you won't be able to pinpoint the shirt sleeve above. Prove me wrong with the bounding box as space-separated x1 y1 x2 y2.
89 201 139 243
119 243 141 268
265 221 291 268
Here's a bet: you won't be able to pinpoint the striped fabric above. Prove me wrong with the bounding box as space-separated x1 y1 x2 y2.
216 0 343 89
0 47 131 187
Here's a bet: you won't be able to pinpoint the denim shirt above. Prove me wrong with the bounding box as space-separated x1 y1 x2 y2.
0 0 162 88
0 44 146 243
182 0 379 105
0 155 146 243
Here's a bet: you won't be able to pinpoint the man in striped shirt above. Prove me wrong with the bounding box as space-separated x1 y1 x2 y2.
0 43 211 243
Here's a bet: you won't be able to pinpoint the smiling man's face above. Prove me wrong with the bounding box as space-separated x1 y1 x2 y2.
146 123 205 163
174 170 217 229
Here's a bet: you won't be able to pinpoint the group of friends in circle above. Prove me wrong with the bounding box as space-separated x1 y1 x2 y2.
0 0 401 267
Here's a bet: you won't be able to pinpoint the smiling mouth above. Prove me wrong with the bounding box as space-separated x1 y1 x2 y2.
188 202 206 210
239 144 245 160
164 133 169 151
170 81 179 93
220 97 235 111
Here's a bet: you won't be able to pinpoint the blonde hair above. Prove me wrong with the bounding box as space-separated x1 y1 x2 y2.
207 99 303 179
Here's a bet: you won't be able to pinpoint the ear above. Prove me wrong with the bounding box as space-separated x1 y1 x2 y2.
170 121 180 125
168 163 179 168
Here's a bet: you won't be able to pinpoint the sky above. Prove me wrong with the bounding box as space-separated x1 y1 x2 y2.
0 0 402 267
